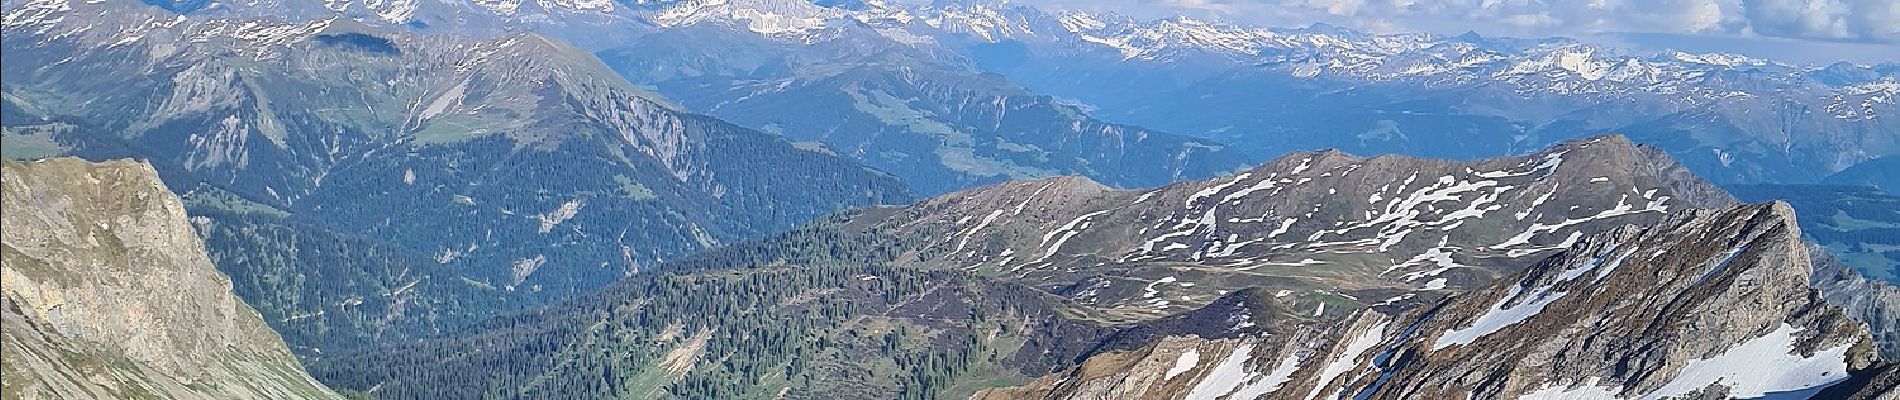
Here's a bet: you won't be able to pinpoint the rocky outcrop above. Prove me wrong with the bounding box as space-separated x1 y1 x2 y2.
980 203 1892 399
1 158 341 400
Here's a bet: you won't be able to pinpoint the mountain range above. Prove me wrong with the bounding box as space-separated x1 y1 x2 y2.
4 0 1900 398
38 0 1899 192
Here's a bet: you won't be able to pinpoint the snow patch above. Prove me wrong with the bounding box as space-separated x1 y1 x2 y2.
1305 321 1389 400
1166 348 1201 380
1639 324 1852 399
1432 280 1567 350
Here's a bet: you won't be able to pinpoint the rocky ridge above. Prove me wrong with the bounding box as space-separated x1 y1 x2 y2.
978 203 1892 399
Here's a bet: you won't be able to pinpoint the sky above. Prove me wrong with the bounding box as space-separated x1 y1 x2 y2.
1024 0 1900 65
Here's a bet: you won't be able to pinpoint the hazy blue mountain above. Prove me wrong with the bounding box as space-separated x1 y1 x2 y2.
1826 155 1900 193
927 10 1900 186
597 26 1255 194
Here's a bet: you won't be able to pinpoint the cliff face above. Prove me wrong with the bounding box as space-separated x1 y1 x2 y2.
978 203 1892 399
1 157 340 400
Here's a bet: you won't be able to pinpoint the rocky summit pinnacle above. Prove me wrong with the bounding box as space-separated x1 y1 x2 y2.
1 158 342 399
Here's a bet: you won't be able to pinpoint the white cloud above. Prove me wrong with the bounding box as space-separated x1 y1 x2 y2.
1743 0 1900 41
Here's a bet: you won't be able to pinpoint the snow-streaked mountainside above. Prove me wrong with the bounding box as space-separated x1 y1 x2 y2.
790 135 1736 322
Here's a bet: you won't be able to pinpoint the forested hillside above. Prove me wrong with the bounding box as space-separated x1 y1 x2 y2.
313 264 1111 399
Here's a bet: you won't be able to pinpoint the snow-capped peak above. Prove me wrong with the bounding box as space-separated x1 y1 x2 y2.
652 0 843 40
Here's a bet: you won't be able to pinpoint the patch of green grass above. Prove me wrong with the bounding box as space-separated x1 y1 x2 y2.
612 175 658 201
411 113 520 145
790 141 836 156
844 88 1059 179
939 329 1029 399
458 276 497 291
184 184 290 218
934 147 1058 180
2 244 79 286
1827 210 1900 230
2 126 69 160
848 88 964 142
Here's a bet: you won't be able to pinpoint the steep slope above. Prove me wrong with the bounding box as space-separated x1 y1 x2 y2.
0 158 341 399
181 185 504 356
1726 184 1900 359
982 203 1891 399
3 0 910 355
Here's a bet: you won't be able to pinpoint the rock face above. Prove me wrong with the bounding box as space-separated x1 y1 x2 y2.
978 203 1891 399
0 158 341 399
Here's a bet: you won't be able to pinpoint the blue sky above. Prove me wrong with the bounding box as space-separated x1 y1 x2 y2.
1020 0 1900 65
